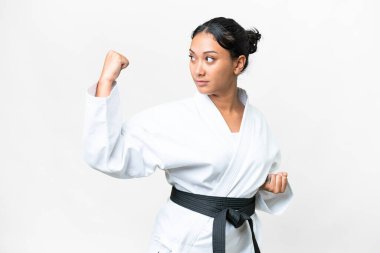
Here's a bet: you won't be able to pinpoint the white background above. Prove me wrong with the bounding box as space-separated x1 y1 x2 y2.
1 0 379 252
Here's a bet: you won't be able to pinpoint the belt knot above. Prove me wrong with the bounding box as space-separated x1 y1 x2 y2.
225 208 251 228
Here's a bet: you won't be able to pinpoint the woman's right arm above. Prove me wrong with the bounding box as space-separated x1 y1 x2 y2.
81 50 164 179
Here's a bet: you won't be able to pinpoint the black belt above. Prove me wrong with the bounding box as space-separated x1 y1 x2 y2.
170 186 260 253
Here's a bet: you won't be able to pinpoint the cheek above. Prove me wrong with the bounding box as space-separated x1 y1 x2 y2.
212 64 231 79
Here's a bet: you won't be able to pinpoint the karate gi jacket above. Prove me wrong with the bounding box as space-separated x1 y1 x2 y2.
82 81 293 252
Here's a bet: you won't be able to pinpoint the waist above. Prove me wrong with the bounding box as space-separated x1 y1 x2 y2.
169 186 261 252
170 186 256 214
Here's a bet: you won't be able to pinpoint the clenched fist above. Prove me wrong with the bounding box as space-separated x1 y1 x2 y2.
260 172 288 194
96 50 129 97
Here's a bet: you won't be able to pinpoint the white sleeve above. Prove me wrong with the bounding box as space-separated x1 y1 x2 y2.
255 151 294 214
81 81 165 179
255 115 294 215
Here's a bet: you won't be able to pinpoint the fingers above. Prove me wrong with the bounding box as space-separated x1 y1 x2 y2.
260 175 270 190
267 174 275 189
112 51 129 69
120 55 129 69
281 173 287 192
262 174 275 192
99 50 130 83
274 173 282 193
262 172 288 194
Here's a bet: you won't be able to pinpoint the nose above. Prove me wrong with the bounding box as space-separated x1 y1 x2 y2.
195 61 205 77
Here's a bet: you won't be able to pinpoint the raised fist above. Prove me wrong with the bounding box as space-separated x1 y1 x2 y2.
98 50 129 84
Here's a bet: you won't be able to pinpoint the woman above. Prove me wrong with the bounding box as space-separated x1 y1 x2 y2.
82 17 293 253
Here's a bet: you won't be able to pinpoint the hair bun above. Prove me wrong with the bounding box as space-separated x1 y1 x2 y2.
246 28 261 54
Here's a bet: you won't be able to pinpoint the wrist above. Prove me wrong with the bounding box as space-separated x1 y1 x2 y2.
98 78 114 87
95 79 115 97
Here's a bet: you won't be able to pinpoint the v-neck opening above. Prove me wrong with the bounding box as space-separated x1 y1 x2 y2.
212 87 248 135
193 86 254 196
193 86 249 142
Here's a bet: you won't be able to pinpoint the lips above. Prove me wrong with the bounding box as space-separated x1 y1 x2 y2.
195 80 209 84
195 80 209 87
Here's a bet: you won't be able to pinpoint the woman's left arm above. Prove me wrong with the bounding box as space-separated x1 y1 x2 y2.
255 156 293 215
255 113 294 214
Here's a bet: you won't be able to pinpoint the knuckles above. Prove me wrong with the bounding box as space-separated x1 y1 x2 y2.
262 173 288 194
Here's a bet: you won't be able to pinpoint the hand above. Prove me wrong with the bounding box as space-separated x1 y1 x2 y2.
98 50 129 84
260 172 288 193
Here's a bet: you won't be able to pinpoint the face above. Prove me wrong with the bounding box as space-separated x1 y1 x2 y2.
189 32 245 95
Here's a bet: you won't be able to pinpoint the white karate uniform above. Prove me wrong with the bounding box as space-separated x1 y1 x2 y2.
82 81 293 253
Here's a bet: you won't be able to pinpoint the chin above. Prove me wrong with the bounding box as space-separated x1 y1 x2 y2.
195 85 218 96
195 86 210 95
195 83 212 93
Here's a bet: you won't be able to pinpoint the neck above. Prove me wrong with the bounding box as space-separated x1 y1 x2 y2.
208 85 243 114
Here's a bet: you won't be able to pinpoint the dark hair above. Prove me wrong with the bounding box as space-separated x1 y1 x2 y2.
191 17 261 73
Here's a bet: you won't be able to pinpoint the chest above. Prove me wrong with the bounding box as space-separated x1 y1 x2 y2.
220 111 244 133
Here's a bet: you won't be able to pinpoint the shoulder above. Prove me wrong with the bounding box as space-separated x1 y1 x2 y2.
249 104 268 124
240 87 269 124
249 104 280 147
248 104 277 138
126 96 195 130
132 96 194 120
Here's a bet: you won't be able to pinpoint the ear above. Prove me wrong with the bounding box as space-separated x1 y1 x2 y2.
233 55 246 75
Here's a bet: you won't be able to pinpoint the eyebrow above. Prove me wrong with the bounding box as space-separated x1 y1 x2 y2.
189 49 218 54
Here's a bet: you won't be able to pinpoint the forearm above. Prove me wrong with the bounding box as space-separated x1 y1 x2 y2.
95 79 114 97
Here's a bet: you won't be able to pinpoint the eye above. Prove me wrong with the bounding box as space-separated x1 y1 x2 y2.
188 54 195 61
205 56 214 63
